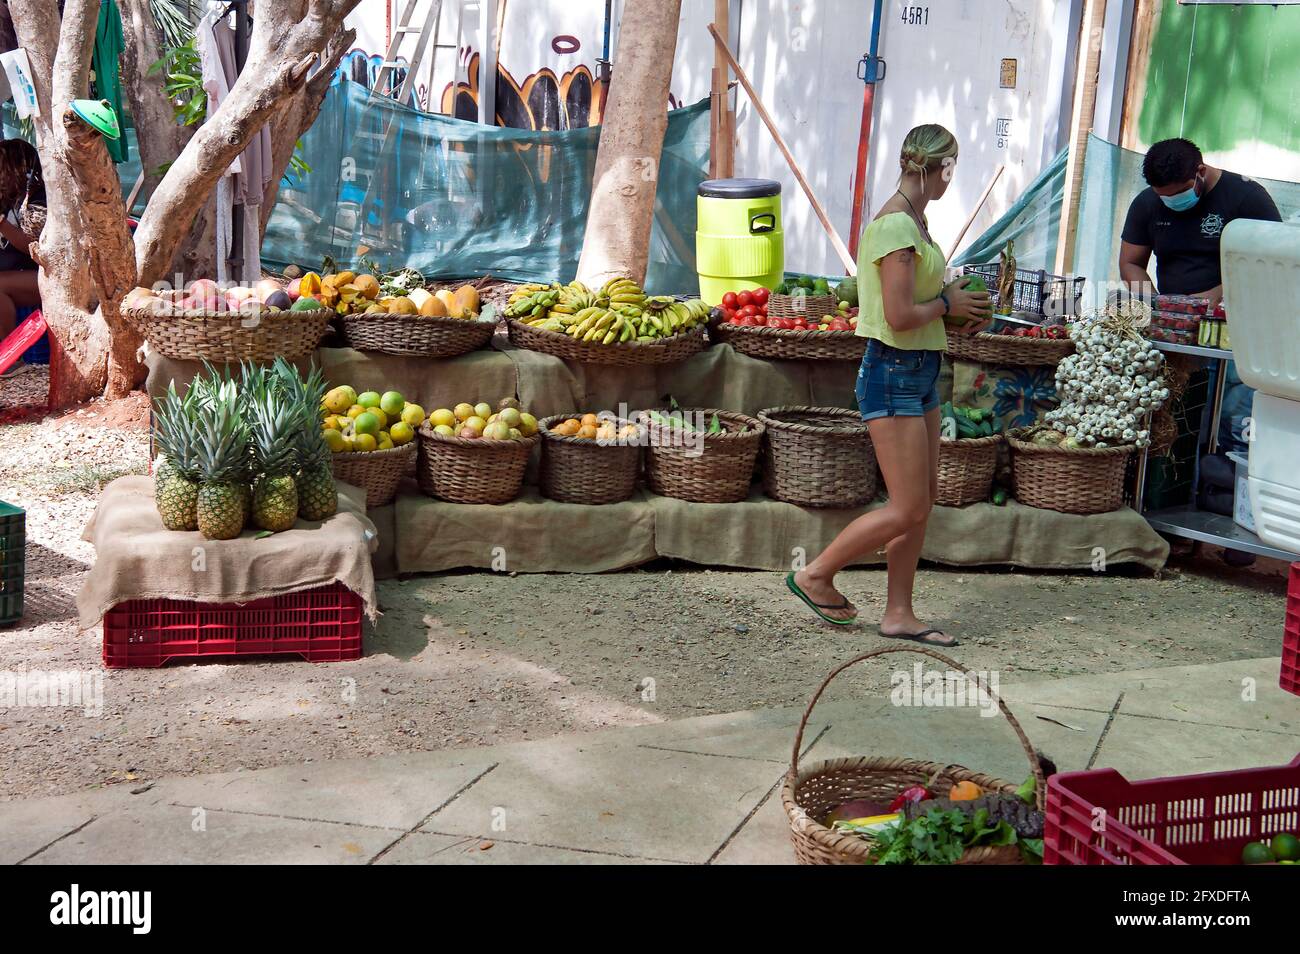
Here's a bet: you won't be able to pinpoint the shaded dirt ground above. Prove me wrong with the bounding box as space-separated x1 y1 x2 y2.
0 390 1290 800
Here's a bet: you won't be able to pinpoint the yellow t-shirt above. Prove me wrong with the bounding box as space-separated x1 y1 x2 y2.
854 211 947 351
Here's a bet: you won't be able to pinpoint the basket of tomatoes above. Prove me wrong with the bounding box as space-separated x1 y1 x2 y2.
709 288 866 362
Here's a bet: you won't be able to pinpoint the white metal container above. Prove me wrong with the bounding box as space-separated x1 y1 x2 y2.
1227 451 1255 534
1220 219 1300 402
1247 392 1300 554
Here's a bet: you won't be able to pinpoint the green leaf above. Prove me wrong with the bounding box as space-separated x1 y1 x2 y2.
253 530 273 539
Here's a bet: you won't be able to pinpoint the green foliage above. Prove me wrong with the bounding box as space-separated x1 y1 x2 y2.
148 38 207 127
839 807 1023 866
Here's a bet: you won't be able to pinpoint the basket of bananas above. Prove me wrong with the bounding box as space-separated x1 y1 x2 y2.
504 278 709 366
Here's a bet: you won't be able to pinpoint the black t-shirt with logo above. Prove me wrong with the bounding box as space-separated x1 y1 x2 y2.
1121 170 1282 295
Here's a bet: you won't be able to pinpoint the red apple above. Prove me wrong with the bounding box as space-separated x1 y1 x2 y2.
286 278 302 301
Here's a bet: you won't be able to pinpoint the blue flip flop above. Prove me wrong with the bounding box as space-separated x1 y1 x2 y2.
786 572 857 626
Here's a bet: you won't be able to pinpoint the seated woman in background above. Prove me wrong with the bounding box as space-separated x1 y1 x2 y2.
0 139 44 378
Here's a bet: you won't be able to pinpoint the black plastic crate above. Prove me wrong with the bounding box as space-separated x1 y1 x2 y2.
0 500 24 626
962 264 1085 318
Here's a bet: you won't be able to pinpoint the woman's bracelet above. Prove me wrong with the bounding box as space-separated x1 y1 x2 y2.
939 293 951 316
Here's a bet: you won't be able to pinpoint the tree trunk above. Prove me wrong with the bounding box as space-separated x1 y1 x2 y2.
260 27 355 239
117 0 216 280
575 1 682 288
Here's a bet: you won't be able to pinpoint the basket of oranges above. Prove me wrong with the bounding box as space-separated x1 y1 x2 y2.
538 413 644 505
321 385 423 508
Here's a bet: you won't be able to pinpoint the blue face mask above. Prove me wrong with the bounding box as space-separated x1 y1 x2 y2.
1159 176 1202 212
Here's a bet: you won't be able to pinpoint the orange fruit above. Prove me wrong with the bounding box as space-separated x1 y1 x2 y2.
580 413 599 428
949 781 982 802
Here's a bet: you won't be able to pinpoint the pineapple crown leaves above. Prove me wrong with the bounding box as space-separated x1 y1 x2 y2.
191 377 248 483
271 359 332 468
247 370 301 477
153 381 200 477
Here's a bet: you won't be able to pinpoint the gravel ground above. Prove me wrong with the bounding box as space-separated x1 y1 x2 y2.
0 387 1291 801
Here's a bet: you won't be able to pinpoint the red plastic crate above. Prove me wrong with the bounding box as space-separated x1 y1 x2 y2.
103 583 363 668
1285 563 1300 698
1045 755 1300 865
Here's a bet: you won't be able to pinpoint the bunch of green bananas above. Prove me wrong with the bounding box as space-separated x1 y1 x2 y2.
504 283 561 319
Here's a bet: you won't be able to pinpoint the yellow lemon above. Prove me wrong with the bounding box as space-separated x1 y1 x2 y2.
433 423 455 437
368 407 388 429
390 421 415 445
497 406 522 429
353 432 377 452
323 428 345 451
377 432 394 450
401 404 426 427
518 412 538 437
473 402 492 420
463 416 487 435
430 407 455 428
453 403 475 422
347 405 367 420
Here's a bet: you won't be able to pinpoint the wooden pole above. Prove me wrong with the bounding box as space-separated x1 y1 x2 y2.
708 22 855 274
1055 0 1108 275
946 165 1004 261
714 0 734 177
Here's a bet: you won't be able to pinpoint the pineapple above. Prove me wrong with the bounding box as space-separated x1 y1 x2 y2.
273 359 337 521
248 369 300 532
152 383 201 530
192 376 249 541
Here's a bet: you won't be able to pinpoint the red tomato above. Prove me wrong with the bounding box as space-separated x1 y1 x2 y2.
753 287 770 306
721 292 738 309
738 304 757 318
736 290 754 308
719 307 733 322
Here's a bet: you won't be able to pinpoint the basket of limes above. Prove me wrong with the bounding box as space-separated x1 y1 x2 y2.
321 385 422 508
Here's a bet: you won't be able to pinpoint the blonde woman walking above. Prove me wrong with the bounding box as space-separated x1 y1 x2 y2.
787 124 992 645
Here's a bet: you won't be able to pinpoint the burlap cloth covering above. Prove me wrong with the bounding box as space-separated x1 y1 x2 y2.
77 476 380 628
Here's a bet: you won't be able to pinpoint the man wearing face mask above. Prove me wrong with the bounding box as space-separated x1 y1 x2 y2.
1119 138 1281 305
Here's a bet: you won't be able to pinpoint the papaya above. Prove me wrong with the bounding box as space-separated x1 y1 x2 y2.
419 295 448 317
453 284 480 317
435 288 461 317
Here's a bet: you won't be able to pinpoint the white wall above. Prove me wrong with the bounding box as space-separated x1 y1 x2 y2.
344 0 1076 274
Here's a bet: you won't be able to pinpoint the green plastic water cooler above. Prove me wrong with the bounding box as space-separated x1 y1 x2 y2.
695 178 784 304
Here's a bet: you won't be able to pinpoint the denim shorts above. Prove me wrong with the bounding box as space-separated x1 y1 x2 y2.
855 338 942 420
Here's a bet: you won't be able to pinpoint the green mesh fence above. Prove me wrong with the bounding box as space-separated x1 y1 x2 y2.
262 82 711 294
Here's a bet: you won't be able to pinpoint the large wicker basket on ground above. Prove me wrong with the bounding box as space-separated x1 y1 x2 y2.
945 327 1074 367
330 440 417 508
538 414 642 505
711 323 867 362
1006 429 1134 515
123 304 332 362
339 312 497 357
416 426 540 504
936 434 1003 507
640 408 763 504
757 406 878 507
783 646 1046 866
506 319 706 366
768 292 838 320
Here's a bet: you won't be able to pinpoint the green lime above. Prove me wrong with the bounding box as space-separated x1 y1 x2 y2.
1271 832 1300 861
1242 841 1274 865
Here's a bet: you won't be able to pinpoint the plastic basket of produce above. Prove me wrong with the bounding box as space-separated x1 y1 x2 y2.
538 413 643 505
963 264 1083 317
102 582 363 668
0 500 24 626
1045 755 1300 865
639 407 763 504
782 647 1047 865
1283 563 1300 698
757 406 878 507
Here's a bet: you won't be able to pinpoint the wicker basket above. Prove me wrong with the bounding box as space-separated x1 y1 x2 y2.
506 319 706 367
936 434 1003 507
757 406 878 507
123 304 332 362
1007 429 1134 515
945 327 1074 367
640 408 763 504
769 292 838 320
712 323 867 362
330 440 417 508
783 646 1046 866
339 313 497 357
538 414 642 505
416 425 540 504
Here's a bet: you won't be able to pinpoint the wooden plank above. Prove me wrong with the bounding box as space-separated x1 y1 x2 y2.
714 0 734 178
708 23 855 273
1055 0 1109 275
1119 0 1159 150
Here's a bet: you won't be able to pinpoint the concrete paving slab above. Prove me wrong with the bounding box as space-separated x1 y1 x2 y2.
710 782 795 865
1111 658 1300 735
24 804 394 864
420 741 781 864
151 749 499 830
1092 714 1300 780
0 800 96 865
377 830 680 864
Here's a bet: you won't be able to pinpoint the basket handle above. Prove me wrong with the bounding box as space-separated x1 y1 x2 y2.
789 645 1046 810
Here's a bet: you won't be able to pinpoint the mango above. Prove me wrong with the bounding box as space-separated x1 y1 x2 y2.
418 295 448 317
